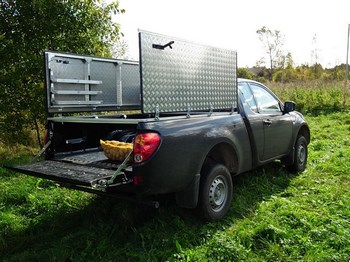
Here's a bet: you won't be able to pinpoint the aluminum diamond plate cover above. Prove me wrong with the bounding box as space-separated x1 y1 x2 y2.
139 30 237 114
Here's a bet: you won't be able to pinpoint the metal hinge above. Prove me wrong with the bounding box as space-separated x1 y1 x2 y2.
230 102 236 114
155 105 160 121
32 140 52 163
186 105 191 118
208 103 213 117
91 151 133 191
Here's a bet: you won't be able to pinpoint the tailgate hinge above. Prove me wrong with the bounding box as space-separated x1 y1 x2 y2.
32 140 52 163
186 105 191 118
91 151 133 190
154 105 160 121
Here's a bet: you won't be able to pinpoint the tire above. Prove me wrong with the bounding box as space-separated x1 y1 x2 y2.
197 163 233 222
286 136 308 173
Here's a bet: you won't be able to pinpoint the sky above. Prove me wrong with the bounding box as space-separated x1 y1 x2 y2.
116 0 350 68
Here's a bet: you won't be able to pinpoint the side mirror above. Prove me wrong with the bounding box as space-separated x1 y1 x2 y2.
284 101 296 113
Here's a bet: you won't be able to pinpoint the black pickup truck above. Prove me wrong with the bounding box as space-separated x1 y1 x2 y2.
10 31 310 221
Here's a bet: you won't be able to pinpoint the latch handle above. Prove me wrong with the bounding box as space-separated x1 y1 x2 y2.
152 41 175 50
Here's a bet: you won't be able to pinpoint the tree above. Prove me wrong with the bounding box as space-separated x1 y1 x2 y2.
256 26 285 81
285 52 294 69
111 38 129 59
273 52 298 82
0 0 124 145
237 68 256 80
310 33 320 66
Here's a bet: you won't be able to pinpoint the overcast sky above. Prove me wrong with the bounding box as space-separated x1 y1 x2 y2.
117 0 349 68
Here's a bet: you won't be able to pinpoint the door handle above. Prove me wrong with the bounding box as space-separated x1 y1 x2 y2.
263 119 272 126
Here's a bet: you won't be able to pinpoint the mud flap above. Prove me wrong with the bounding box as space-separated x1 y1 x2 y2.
281 147 295 166
175 174 200 208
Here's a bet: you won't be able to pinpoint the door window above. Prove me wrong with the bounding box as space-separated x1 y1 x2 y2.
249 84 281 113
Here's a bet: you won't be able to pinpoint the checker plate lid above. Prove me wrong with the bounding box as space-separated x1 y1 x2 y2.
139 30 237 114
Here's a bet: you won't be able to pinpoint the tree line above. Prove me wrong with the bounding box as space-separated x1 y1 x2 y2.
238 63 348 83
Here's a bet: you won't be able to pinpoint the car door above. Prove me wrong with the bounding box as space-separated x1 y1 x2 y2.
248 83 293 161
238 82 265 162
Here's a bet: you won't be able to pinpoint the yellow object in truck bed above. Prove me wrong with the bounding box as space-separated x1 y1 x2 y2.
100 140 133 161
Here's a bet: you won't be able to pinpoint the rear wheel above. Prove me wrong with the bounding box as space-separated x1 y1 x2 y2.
286 135 308 172
197 163 233 221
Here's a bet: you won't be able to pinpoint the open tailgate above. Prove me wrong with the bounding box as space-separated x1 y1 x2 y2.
8 160 116 187
7 150 132 188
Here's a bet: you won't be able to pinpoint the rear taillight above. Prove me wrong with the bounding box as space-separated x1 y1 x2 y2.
133 133 161 163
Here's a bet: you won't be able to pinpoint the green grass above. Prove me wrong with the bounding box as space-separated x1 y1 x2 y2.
1 112 350 261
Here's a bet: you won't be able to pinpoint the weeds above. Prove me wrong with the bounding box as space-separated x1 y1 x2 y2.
269 80 350 114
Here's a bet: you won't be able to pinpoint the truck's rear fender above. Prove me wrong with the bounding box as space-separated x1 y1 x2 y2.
198 121 253 176
133 114 252 196
174 141 239 208
203 142 239 174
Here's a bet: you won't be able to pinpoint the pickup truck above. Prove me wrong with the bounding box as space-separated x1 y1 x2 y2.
9 31 310 221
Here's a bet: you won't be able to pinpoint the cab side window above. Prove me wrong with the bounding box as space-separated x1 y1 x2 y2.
238 82 258 113
249 84 281 113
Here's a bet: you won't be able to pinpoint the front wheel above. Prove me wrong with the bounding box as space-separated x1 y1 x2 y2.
197 163 233 221
286 135 308 173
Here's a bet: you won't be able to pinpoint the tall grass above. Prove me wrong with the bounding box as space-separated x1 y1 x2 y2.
269 80 350 115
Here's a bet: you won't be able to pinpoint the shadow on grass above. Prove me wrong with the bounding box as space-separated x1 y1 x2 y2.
1 161 299 261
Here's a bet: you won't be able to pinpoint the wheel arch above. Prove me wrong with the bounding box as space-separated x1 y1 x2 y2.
282 123 310 168
175 141 239 209
297 124 310 144
202 142 239 174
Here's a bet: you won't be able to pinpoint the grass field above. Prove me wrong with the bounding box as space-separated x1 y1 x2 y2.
0 111 350 261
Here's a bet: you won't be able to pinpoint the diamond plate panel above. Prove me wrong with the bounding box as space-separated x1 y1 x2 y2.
139 30 237 114
121 63 141 105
